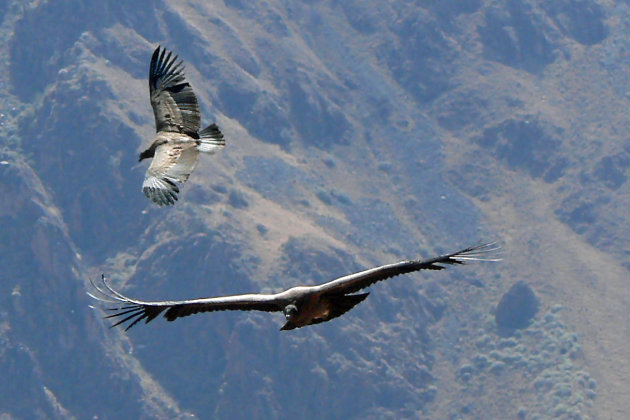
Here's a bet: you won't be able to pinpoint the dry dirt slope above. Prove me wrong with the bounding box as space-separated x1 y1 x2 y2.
434 6 630 417
0 0 628 418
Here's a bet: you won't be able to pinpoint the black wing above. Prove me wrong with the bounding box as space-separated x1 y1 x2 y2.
315 242 500 295
149 46 201 136
89 276 283 331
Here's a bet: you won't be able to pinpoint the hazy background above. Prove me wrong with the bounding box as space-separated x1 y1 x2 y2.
1 0 628 418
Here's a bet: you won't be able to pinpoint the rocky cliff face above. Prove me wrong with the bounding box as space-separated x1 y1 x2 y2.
1 0 628 418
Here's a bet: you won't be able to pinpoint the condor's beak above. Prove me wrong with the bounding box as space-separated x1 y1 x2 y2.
280 321 296 331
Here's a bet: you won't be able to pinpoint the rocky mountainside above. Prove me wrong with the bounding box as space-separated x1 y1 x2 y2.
1 0 629 418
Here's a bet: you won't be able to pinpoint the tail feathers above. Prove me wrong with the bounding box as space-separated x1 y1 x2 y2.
197 123 226 154
326 292 370 321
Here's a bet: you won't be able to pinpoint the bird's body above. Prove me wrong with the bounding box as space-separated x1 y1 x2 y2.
286 291 330 328
90 242 499 331
140 46 225 206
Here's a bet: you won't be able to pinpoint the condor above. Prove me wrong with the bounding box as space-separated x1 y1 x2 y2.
90 242 499 331
139 46 225 206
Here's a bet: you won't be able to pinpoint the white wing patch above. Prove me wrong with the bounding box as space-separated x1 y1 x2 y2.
142 141 199 206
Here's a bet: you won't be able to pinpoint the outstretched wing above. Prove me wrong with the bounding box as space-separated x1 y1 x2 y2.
142 141 199 206
149 46 201 136
89 276 283 331
316 242 500 295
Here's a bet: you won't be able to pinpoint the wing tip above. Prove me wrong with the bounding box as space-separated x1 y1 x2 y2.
142 180 180 206
150 45 184 83
88 274 163 331
451 241 502 263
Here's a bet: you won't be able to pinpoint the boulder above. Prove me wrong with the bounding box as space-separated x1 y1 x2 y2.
495 281 540 330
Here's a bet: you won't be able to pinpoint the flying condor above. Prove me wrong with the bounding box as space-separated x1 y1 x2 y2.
90 242 499 331
139 46 226 206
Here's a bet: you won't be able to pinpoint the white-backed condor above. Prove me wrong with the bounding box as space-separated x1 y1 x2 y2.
139 46 225 206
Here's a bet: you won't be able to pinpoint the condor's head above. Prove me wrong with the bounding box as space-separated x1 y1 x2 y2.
138 148 154 162
280 304 299 331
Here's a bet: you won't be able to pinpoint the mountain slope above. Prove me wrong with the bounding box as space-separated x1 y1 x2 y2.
1 0 628 418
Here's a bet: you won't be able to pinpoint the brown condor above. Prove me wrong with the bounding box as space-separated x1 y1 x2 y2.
90 242 499 331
